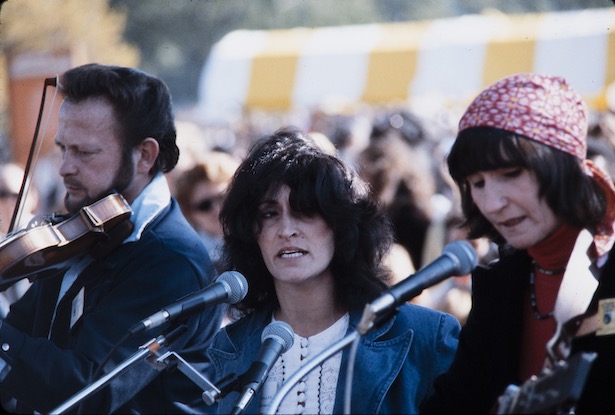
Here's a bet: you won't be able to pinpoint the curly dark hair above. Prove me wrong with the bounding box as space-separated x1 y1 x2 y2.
58 63 179 175
447 127 606 244
220 127 393 316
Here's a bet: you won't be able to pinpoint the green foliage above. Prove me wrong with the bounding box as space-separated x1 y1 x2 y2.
0 0 138 65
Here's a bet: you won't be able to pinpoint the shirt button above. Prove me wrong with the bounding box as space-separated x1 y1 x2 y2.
1 343 9 352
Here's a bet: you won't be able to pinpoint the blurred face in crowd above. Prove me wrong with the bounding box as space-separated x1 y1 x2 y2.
467 166 560 249
0 164 39 234
55 97 134 213
0 185 18 235
189 180 226 237
256 184 335 289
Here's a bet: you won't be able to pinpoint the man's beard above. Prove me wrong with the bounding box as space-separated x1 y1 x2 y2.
64 150 134 214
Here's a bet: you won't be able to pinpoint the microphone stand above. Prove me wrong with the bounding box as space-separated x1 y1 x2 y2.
151 350 220 404
50 324 217 414
264 330 360 415
266 303 403 415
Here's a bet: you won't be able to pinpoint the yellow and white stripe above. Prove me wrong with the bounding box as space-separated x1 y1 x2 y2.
198 8 615 122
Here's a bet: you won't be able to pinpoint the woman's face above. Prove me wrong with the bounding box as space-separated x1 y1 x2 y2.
189 181 226 237
467 167 561 249
256 184 335 287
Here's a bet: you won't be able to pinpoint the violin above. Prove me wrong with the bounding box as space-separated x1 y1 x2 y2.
0 193 134 289
0 77 135 290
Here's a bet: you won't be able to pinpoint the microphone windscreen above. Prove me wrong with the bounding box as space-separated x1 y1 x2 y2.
262 321 294 352
443 240 478 275
218 271 249 304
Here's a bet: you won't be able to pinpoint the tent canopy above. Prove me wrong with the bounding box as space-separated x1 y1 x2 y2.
198 8 615 122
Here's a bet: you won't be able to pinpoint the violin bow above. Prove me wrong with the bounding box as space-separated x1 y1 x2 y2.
8 76 59 234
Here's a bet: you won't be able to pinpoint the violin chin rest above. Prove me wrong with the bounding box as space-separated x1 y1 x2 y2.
90 219 135 260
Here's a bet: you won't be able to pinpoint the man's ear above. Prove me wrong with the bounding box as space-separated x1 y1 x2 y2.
136 137 160 174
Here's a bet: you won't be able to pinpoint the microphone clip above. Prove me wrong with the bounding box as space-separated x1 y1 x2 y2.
357 294 397 335
202 373 240 405
151 350 221 403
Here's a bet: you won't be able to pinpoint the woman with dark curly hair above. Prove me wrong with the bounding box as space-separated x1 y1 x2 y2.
204 127 460 414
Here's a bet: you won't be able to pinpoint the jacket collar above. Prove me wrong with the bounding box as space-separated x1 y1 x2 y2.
220 305 401 351
124 172 170 243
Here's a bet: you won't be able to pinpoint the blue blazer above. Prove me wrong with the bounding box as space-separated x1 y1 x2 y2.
0 199 222 414
205 302 460 414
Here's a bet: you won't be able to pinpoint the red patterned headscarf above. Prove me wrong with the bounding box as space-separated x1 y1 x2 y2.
459 73 615 256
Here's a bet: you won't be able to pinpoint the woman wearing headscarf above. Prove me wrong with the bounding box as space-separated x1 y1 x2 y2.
421 73 615 414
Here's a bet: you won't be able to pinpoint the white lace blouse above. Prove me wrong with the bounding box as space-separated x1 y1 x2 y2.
259 313 350 414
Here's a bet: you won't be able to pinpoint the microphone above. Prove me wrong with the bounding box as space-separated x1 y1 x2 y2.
358 240 478 334
129 271 248 335
230 321 294 415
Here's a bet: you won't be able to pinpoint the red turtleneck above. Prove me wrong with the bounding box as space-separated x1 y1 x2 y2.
518 224 581 381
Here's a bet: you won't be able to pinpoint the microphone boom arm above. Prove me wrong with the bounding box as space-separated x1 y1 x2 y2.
51 325 187 414
358 240 478 335
51 324 220 414
153 351 220 402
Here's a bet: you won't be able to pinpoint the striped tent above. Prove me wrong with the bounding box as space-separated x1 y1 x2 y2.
197 7 615 123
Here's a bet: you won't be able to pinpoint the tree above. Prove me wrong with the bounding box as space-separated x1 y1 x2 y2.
0 0 139 161
0 0 138 64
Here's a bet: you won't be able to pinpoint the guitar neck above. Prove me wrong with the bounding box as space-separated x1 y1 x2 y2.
495 351 597 414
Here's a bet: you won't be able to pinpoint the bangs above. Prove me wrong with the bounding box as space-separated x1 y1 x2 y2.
262 178 320 217
259 157 328 217
448 127 532 182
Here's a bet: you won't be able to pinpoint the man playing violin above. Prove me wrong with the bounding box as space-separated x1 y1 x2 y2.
0 63 222 413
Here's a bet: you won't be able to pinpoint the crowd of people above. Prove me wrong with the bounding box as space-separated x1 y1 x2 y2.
0 62 614 413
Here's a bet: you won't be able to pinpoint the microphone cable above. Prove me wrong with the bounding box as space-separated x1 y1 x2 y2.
91 331 130 382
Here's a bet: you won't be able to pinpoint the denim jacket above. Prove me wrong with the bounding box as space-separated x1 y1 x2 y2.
205 302 460 414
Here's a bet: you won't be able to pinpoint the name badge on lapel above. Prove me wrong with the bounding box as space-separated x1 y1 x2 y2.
597 298 615 336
